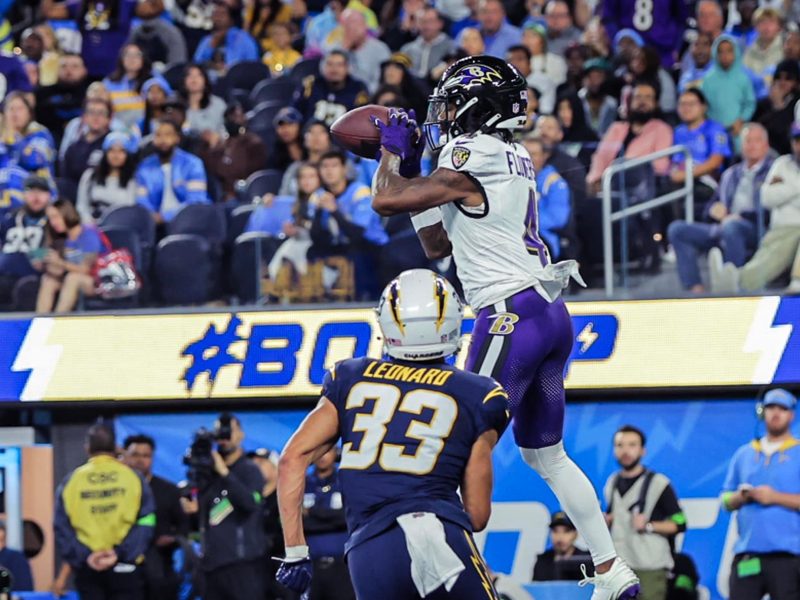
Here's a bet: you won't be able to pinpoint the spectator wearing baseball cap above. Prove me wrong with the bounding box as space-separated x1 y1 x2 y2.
755 59 800 155
532 510 592 581
267 107 304 171
721 389 800 600
710 121 800 294
0 174 51 308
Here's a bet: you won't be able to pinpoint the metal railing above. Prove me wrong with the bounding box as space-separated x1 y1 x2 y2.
601 144 694 296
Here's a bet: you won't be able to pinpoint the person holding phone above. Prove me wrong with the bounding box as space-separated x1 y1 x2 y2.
35 199 104 314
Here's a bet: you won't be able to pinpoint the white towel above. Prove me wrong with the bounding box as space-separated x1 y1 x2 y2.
533 259 586 303
396 512 465 597
267 238 312 280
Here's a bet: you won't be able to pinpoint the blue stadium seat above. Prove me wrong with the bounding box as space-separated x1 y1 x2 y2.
288 57 321 82
243 169 284 201
245 100 283 149
231 231 284 304
154 234 212 305
249 78 295 107
227 203 257 245
169 203 227 245
99 204 157 249
221 61 270 97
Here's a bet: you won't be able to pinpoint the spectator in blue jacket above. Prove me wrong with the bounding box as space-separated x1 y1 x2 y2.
668 123 774 292
193 1 260 79
0 520 33 591
311 150 387 299
523 136 572 260
136 119 210 223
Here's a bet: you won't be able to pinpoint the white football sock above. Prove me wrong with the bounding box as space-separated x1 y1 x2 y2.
520 442 617 566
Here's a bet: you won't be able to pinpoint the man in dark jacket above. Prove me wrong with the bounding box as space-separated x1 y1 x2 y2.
531 116 588 208
755 59 800 156
124 434 188 600
60 97 111 187
293 50 369 126
202 102 266 201
179 414 266 600
34 53 89 143
668 123 774 292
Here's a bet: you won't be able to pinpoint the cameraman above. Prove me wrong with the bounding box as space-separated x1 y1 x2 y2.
179 413 267 600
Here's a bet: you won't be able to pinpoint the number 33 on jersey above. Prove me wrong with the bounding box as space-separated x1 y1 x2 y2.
321 356 510 544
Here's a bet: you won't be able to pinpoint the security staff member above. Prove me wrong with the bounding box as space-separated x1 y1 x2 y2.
54 423 155 600
721 389 800 600
604 425 687 600
179 413 266 600
303 447 355 600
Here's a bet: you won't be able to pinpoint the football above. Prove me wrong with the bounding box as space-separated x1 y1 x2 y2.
330 104 391 159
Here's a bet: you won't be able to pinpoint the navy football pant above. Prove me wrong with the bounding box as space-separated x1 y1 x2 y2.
347 520 499 600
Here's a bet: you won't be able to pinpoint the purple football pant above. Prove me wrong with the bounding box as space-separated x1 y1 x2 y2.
466 287 572 449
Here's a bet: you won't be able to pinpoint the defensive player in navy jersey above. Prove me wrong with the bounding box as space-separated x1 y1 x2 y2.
275 269 509 600
370 55 639 599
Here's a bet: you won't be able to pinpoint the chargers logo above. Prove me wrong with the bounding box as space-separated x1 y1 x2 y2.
569 315 618 361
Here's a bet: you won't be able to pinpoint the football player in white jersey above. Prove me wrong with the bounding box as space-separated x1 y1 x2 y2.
370 55 640 600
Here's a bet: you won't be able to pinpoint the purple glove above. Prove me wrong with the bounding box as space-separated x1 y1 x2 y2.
372 109 423 177
373 109 417 160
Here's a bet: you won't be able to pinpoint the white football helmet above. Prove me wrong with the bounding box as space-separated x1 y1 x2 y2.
376 269 464 361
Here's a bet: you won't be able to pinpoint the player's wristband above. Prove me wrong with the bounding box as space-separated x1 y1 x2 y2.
285 545 309 560
411 208 443 232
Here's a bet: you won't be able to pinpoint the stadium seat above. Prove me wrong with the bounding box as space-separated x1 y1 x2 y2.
243 169 284 201
227 203 257 245
245 101 283 149
231 232 283 304
54 177 78 203
288 57 321 82
154 234 213 305
11 275 39 312
249 78 295 107
168 204 227 246
221 61 270 97
162 62 187 91
99 204 157 249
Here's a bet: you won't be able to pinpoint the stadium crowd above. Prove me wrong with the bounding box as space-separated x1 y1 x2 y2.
1 0 800 311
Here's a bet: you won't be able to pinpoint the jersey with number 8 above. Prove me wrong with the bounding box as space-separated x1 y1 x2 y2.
322 356 509 553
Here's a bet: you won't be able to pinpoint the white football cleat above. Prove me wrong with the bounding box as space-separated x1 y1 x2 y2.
579 558 640 600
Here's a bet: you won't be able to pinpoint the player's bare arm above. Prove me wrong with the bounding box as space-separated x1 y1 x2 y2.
460 429 500 531
277 397 340 547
